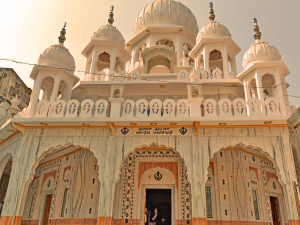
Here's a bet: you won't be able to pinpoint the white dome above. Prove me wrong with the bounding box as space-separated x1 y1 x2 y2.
133 0 198 35
92 24 125 47
243 40 281 69
197 21 231 42
38 43 76 71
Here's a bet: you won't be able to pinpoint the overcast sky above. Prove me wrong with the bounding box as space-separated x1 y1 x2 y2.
0 0 299 106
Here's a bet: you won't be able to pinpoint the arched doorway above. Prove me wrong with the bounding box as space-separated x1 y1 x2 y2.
113 144 191 225
0 155 13 217
21 145 100 225
206 147 287 225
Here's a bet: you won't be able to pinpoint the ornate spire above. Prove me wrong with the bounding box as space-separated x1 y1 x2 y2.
58 22 67 44
209 2 215 21
253 18 261 41
108 5 114 25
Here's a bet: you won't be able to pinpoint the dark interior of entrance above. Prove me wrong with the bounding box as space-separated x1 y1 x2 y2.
146 189 171 225
270 196 281 225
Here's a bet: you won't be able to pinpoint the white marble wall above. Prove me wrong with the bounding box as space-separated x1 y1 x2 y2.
0 126 298 222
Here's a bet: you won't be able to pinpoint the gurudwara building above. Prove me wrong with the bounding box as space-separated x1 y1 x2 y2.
0 1 299 225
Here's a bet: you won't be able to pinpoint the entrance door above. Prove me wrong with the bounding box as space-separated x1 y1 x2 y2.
146 189 171 225
270 196 281 225
42 194 52 225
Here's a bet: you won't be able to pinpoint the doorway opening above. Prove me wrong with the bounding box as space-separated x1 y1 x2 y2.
270 196 281 225
146 189 171 225
42 194 53 225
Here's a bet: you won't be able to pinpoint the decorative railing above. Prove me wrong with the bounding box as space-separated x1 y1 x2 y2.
80 68 225 82
17 97 288 119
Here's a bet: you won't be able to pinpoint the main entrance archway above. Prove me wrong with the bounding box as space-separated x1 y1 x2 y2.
113 144 191 225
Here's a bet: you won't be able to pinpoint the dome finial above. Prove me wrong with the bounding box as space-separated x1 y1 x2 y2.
253 18 261 41
209 2 215 21
108 6 114 25
58 22 67 44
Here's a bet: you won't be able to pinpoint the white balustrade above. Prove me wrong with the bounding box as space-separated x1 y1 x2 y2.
233 98 247 116
247 98 263 116
218 98 232 116
149 99 163 117
212 68 222 79
94 99 108 118
176 99 189 117
203 99 217 117
163 99 176 117
51 99 67 118
65 99 80 118
79 99 95 118
135 99 148 117
95 71 106 81
265 97 281 116
122 100 135 117
201 69 211 80
34 100 50 118
178 70 189 80
130 71 141 80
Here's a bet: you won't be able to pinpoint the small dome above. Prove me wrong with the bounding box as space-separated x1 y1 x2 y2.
38 43 76 71
92 24 125 47
133 0 198 36
242 40 281 69
197 21 231 42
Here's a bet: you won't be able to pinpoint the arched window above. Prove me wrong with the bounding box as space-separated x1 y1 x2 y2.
40 77 55 101
249 78 258 98
115 57 122 72
262 74 276 99
97 52 110 72
148 55 171 74
209 50 223 77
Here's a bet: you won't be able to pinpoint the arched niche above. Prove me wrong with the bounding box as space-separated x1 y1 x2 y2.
249 78 258 98
20 144 100 225
142 46 176 74
40 76 55 101
209 50 223 77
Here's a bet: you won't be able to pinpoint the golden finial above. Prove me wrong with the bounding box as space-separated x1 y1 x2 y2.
108 6 114 25
58 22 67 44
209 2 215 21
253 18 261 41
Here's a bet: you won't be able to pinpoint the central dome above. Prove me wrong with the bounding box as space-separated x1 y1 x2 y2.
133 0 198 36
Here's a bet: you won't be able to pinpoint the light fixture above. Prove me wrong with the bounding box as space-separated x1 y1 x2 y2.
127 44 131 47
150 122 157 126
130 123 137 126
79 86 85 90
146 29 150 33
219 123 227 126
82 123 90 126
170 122 177 126
179 29 183 32
160 85 165 88
7 129 15 132
40 122 48 126
231 84 237 87
264 121 272 124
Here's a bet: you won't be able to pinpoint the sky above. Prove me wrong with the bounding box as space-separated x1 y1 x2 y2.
0 0 299 106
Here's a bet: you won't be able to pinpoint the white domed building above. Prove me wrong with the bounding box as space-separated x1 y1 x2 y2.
0 2 299 225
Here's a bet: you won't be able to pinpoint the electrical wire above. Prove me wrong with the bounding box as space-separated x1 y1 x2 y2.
0 58 287 90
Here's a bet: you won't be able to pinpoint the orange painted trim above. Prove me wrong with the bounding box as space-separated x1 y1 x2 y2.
0 216 22 225
0 131 20 147
289 220 300 225
12 122 287 130
97 217 113 225
192 218 207 225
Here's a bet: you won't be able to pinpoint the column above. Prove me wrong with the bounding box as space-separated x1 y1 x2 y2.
274 69 287 116
29 75 43 117
222 46 229 79
203 47 209 70
110 49 116 72
91 49 98 81
108 98 124 117
232 57 238 78
255 72 266 115
49 74 61 104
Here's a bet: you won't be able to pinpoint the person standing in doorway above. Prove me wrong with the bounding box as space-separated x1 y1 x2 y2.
147 202 158 225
